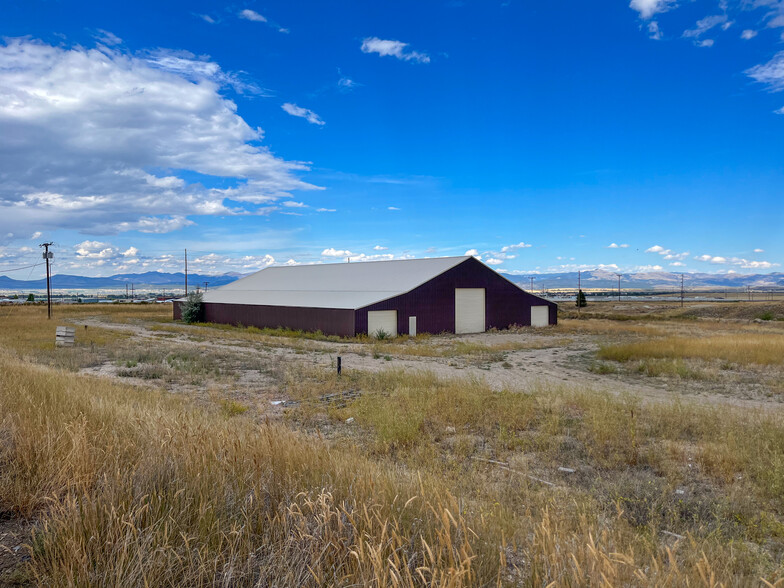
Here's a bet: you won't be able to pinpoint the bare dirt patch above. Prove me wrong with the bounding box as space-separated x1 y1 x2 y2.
68 311 784 412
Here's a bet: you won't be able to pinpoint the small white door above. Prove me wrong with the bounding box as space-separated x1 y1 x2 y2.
531 305 549 327
408 316 417 336
455 288 485 334
368 310 397 337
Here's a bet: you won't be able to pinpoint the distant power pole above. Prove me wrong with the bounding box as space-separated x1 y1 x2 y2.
615 273 622 302
39 242 54 319
577 270 582 317
204 281 209 292
527 276 535 291
131 283 134 300
184 249 189 295
680 274 685 307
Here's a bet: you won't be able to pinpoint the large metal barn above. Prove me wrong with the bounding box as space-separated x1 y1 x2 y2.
174 256 557 337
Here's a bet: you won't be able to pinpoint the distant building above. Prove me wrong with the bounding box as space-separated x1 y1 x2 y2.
174 256 557 337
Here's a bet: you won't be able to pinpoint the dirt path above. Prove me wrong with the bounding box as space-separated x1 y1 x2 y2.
71 318 782 411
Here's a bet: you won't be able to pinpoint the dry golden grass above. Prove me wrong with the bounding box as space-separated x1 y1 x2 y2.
0 304 154 370
0 357 483 586
598 333 784 366
4 356 784 585
3 304 784 584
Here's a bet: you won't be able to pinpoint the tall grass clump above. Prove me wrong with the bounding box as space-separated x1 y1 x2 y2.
0 357 482 586
598 333 784 366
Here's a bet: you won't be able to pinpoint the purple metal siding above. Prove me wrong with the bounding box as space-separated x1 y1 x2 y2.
356 257 557 335
200 302 355 337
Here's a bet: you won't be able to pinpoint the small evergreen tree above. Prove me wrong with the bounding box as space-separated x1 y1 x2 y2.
181 291 204 323
576 289 587 308
26 293 35 302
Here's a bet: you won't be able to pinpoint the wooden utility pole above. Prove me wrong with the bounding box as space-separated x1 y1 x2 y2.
577 270 581 317
680 274 684 307
204 281 209 292
185 248 188 295
39 242 54 319
615 273 622 302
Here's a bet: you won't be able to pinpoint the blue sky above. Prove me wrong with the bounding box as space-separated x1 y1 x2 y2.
0 0 782 278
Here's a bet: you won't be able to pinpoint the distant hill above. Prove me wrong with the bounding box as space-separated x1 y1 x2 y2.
506 269 784 291
1 267 782 292
0 271 240 291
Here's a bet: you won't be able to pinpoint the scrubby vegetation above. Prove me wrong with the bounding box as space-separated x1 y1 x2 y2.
598 333 784 366
0 301 783 585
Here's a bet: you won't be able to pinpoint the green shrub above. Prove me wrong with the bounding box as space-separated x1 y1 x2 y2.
181 291 203 324
373 328 391 340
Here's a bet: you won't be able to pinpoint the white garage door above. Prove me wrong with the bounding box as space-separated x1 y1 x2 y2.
368 310 397 337
531 305 549 327
455 288 485 334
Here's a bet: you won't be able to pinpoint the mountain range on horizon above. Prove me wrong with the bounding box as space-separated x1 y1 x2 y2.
1 268 782 293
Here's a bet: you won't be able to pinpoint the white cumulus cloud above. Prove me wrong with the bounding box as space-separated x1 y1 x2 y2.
0 39 319 237
322 248 354 258
630 0 674 20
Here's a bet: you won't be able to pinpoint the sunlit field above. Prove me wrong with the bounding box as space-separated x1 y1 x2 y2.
0 301 783 585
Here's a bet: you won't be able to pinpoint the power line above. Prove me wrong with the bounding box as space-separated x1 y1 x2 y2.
0 261 45 273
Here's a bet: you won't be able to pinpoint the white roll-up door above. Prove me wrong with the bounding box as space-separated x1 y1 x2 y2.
368 310 397 337
455 288 485 334
531 305 549 327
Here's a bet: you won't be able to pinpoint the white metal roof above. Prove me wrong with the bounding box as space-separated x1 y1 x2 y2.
202 256 470 309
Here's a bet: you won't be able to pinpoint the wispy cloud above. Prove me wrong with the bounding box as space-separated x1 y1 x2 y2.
239 9 266 22
606 243 629 249
741 29 757 39
747 51 784 91
501 241 532 252
281 103 325 126
682 14 728 46
360 37 430 63
338 76 360 90
94 29 122 46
